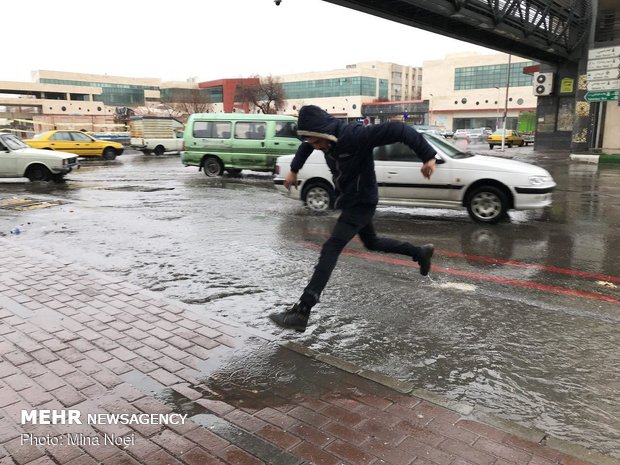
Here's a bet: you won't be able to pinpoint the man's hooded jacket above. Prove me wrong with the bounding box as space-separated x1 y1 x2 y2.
292 105 437 209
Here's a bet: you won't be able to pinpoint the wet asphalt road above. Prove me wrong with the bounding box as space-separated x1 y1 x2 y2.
0 145 619 458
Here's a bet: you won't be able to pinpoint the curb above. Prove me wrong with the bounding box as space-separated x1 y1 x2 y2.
282 341 620 465
570 153 600 163
570 153 620 164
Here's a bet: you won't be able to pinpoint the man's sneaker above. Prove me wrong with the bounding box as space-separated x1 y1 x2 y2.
269 302 310 332
416 244 434 276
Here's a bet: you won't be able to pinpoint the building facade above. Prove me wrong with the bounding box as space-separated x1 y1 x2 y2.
422 52 538 133
0 78 113 135
275 61 422 120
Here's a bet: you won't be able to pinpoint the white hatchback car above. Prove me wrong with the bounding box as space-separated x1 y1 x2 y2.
274 133 556 224
0 132 79 182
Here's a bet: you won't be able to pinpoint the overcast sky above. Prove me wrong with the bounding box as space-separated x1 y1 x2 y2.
6 0 496 83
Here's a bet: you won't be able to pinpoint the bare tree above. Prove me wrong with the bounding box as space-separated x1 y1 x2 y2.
235 75 286 114
160 89 213 122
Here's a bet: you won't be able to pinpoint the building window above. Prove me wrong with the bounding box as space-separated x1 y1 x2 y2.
282 76 380 99
454 61 537 90
39 78 156 106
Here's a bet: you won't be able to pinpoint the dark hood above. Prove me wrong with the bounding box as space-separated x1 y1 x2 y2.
296 105 340 142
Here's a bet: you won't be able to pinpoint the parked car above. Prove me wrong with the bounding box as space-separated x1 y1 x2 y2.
453 129 469 139
273 133 555 224
522 132 535 146
487 129 525 149
418 129 444 137
0 132 79 182
23 130 124 160
440 129 454 138
466 128 487 142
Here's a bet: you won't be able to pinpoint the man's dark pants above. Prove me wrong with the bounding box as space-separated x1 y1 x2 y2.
301 203 422 307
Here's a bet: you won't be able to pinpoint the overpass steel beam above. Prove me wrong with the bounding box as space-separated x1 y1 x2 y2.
323 0 592 63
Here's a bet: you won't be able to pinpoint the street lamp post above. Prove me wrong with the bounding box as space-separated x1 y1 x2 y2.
500 54 512 152
494 86 500 131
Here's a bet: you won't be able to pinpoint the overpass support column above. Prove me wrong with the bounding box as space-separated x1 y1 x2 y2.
534 56 595 152
570 56 593 153
535 61 580 150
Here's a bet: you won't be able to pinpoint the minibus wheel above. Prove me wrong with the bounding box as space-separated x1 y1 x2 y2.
203 156 223 177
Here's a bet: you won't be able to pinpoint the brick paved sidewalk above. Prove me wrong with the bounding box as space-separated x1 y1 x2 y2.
0 240 617 465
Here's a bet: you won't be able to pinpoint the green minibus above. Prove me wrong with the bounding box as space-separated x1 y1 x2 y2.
181 113 301 176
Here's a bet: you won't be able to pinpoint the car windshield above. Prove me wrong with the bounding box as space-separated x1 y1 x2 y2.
0 134 29 150
422 133 474 159
492 130 510 135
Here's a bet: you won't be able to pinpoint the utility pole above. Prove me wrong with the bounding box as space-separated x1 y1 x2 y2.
501 54 512 152
429 93 433 127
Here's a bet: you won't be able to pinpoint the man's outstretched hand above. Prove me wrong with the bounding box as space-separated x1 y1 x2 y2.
284 171 298 190
421 159 436 179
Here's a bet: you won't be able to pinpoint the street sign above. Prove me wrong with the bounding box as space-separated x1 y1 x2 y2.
587 68 620 80
586 57 620 71
584 90 619 102
588 46 620 60
586 79 620 91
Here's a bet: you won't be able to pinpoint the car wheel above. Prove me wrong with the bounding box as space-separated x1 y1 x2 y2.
519 141 525 147
102 148 117 160
466 185 508 224
153 145 165 156
26 164 52 182
489 144 494 150
303 182 334 212
203 156 223 177
508 143 513 148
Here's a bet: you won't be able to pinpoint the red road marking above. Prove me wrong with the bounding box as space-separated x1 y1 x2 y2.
437 250 620 283
302 242 620 304
302 231 620 283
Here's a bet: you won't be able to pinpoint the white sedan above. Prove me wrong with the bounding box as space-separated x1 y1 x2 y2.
273 133 556 224
0 132 79 182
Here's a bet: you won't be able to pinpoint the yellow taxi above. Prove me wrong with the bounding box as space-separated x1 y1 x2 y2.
487 129 525 149
23 130 124 159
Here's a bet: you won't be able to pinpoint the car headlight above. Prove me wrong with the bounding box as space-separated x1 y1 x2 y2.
529 175 551 185
63 159 68 165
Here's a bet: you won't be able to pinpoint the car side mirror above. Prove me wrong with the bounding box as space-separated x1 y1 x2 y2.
435 156 445 165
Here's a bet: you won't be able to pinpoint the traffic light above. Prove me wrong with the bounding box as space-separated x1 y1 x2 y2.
533 72 554 96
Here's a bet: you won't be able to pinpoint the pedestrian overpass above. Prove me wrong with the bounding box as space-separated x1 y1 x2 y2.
322 0 601 150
